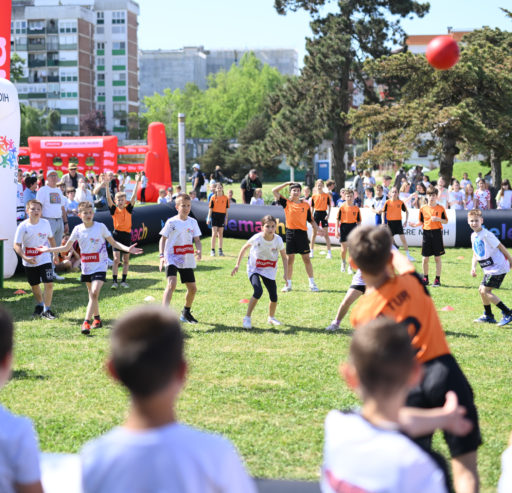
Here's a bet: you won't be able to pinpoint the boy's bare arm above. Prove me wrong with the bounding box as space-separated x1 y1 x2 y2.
391 249 415 274
105 179 114 208
193 236 202 260
271 182 291 201
14 243 37 265
231 242 251 276
498 243 512 267
280 249 288 282
130 174 141 205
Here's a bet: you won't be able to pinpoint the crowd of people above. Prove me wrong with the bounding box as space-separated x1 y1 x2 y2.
6 164 512 492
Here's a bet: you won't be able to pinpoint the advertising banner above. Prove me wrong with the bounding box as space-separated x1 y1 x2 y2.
0 0 11 79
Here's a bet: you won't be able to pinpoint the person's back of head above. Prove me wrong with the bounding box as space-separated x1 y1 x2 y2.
110 306 184 397
0 307 13 365
347 225 391 275
350 317 415 397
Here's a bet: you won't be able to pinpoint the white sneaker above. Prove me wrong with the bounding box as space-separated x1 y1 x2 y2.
347 266 354 275
267 317 282 326
326 321 340 332
243 316 252 329
120 281 129 289
340 262 346 273
406 252 415 262
281 284 292 292
309 251 314 258
326 251 332 259
309 282 319 292
53 273 65 281
111 282 118 290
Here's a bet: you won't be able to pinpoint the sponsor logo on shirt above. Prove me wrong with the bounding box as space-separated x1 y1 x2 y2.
256 259 277 268
81 252 100 263
25 247 40 256
174 245 194 255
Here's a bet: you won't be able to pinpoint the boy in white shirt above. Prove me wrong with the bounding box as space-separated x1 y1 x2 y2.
231 215 288 329
0 307 44 493
40 202 142 335
81 305 256 493
14 199 58 319
322 317 461 493
159 193 202 323
468 209 512 326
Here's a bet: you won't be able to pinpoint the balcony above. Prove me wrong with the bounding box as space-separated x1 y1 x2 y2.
97 80 105 86
112 49 125 56
27 27 45 35
48 75 59 82
15 42 27 50
61 124 79 131
96 49 104 56
59 60 77 67
28 58 47 68
59 109 78 115
28 41 46 51
113 96 126 102
28 93 47 99
48 91 60 99
113 126 127 133
47 22 58 34
59 43 78 50
114 110 127 119
47 59 59 67
113 80 126 86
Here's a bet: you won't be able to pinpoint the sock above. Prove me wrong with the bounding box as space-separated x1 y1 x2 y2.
496 301 511 315
43 305 50 312
37 301 44 307
435 276 440 282
94 315 101 321
424 275 429 281
122 274 127 283
309 277 315 284
287 280 292 287
183 306 191 313
113 275 118 282
484 305 493 316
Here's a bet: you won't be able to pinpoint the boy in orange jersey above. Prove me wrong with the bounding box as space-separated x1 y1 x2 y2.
272 181 319 292
410 186 448 287
206 183 229 257
335 189 361 274
310 179 333 259
106 173 141 289
348 225 481 493
383 186 415 262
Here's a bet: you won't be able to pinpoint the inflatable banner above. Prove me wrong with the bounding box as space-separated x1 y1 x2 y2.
0 1 11 80
0 78 20 279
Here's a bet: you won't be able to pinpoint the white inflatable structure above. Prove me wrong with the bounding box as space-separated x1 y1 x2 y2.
0 78 20 279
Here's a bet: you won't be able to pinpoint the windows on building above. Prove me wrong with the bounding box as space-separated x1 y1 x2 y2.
59 21 77 33
97 12 104 25
112 41 126 50
112 11 126 24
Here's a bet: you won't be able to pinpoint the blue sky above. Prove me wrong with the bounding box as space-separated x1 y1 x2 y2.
138 0 511 66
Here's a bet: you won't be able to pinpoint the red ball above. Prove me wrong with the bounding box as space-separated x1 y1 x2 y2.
425 36 460 70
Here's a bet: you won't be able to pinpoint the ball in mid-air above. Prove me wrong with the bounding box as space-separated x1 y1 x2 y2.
425 35 460 70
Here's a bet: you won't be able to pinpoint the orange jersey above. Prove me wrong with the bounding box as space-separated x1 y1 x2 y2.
311 193 330 212
419 204 446 230
110 204 133 233
209 194 230 214
278 197 311 231
350 272 451 363
336 203 361 224
384 199 406 221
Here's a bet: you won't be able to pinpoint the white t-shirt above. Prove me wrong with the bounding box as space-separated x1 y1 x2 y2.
36 185 65 219
471 228 510 276
321 411 447 493
499 445 512 493
16 182 25 221
14 219 53 267
0 405 41 493
449 190 464 210
160 216 201 269
69 222 111 275
81 422 256 493
246 232 284 281
436 188 448 208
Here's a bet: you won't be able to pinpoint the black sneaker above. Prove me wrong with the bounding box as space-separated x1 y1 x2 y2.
218 249 225 257
422 277 429 286
41 309 57 320
180 310 198 324
32 305 44 318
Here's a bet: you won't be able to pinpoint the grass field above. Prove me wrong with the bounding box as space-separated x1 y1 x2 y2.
1 237 511 491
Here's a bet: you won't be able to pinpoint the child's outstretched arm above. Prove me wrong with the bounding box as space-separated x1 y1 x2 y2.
130 174 141 206
231 242 251 276
106 236 143 255
105 177 114 208
271 182 291 201
390 249 415 275
38 238 74 255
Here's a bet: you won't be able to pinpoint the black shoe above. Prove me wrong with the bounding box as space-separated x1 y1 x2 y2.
41 309 57 320
180 310 198 324
32 305 44 318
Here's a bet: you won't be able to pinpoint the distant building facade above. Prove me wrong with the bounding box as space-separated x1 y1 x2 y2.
11 0 139 138
139 46 298 100
406 30 471 54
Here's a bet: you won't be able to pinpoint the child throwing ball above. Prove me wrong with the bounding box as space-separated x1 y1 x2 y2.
231 215 288 329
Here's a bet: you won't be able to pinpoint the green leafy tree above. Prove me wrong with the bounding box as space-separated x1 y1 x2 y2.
20 104 46 146
199 138 234 177
265 0 429 186
81 110 107 136
10 53 25 82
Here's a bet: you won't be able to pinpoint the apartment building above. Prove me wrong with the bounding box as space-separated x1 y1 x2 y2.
11 0 139 138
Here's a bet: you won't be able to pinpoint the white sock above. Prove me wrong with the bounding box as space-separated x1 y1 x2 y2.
44 305 50 312
287 280 292 287
309 277 315 284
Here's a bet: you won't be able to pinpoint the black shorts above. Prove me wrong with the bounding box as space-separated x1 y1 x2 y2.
211 212 226 228
406 353 482 458
166 265 196 284
81 271 107 283
421 229 445 257
314 211 328 228
482 273 506 289
350 284 366 294
339 223 357 243
387 220 404 236
25 263 53 286
285 229 310 255
112 230 131 253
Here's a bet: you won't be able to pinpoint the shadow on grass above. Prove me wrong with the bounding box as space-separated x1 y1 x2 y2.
199 322 353 336
444 330 478 339
12 369 47 381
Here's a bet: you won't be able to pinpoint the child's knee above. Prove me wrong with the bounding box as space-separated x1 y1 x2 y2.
187 282 197 294
167 277 177 290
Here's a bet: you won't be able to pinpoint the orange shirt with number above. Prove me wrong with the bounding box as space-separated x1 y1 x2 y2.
209 195 230 214
384 199 406 221
278 197 311 231
350 271 451 363
419 204 446 230
311 193 331 212
336 203 361 224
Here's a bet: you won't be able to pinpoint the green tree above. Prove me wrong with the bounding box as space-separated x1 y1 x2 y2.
10 53 25 82
350 28 512 185
20 104 46 146
200 138 234 176
265 0 428 186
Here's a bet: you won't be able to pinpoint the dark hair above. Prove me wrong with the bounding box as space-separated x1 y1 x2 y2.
24 176 37 188
426 185 437 196
0 307 14 363
289 182 302 191
110 306 185 397
350 317 415 395
347 226 392 275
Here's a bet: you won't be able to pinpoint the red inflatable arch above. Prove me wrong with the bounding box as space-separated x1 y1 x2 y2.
19 121 171 203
